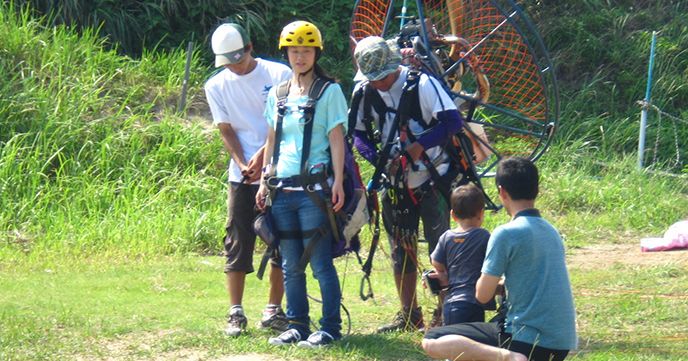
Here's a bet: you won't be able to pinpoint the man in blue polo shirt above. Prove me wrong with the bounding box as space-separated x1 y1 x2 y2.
422 157 577 361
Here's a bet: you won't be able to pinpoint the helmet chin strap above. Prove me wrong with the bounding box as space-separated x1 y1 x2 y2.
296 67 315 94
298 66 314 78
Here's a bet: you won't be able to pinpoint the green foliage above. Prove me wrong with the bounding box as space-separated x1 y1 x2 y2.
0 3 223 259
11 0 271 55
522 0 688 170
1 3 688 360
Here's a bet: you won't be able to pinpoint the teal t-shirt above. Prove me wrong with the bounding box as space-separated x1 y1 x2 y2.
482 209 577 350
265 82 348 178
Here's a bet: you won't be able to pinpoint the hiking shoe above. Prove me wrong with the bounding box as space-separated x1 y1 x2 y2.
268 329 302 346
225 311 248 337
429 307 443 328
297 330 335 348
376 307 424 333
260 307 289 332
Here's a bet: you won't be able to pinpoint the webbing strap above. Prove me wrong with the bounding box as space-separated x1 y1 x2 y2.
256 247 272 280
299 189 336 269
270 76 341 270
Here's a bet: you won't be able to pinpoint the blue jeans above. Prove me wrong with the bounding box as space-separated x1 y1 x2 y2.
270 189 342 339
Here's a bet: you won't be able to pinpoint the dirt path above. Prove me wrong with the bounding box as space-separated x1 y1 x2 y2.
567 242 688 270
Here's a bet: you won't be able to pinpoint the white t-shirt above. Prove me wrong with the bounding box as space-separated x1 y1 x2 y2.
204 58 291 183
353 66 456 188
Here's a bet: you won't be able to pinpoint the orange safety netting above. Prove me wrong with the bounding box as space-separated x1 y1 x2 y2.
350 0 390 42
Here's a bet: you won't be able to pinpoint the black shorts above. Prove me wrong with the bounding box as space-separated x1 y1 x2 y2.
224 182 280 273
424 322 570 361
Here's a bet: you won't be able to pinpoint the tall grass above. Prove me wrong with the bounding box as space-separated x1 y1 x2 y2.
2 1 687 265
0 3 225 262
10 0 272 55
538 144 688 248
526 0 688 170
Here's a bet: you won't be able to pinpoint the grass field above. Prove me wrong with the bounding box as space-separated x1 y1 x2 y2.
2 2 688 360
1 239 687 360
2 156 688 360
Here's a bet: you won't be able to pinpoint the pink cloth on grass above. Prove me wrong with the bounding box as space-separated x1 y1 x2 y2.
641 220 688 252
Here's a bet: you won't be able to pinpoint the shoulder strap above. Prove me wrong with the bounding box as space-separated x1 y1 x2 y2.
368 75 420 190
300 77 332 174
363 84 387 142
349 82 394 145
271 80 291 169
308 76 331 102
276 80 290 102
398 71 445 183
348 87 364 138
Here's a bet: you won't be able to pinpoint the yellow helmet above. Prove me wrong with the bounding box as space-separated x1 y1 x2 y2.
278 21 323 50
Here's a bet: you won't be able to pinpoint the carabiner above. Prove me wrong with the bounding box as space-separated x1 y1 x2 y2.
360 274 374 301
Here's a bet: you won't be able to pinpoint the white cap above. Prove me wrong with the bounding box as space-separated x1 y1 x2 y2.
211 23 250 67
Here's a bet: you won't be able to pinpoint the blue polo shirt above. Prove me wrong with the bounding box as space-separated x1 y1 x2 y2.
482 209 577 350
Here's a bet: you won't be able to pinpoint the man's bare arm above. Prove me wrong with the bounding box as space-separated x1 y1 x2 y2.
475 273 500 304
218 122 247 171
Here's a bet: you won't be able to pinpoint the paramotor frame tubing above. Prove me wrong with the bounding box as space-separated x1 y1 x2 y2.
435 1 555 162
354 0 559 162
487 0 559 161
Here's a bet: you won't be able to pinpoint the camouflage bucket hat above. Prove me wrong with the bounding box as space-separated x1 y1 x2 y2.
354 36 402 81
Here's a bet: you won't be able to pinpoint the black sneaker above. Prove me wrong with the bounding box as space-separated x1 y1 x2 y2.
297 330 335 348
376 307 424 333
268 329 302 346
225 311 248 337
260 307 289 332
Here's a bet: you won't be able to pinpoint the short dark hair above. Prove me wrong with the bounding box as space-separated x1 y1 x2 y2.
450 183 485 219
495 157 539 200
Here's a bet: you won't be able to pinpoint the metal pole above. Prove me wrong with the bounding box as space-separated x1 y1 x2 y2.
638 31 657 168
178 40 194 113
400 0 408 29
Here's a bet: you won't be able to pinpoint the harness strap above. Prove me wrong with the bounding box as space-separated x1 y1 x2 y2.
358 189 380 300
256 248 271 280
257 81 291 281
266 76 340 272
265 171 328 189
299 188 337 269
348 87 364 139
271 81 291 170
367 74 418 191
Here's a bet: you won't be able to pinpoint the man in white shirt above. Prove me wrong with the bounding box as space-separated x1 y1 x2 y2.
204 23 291 337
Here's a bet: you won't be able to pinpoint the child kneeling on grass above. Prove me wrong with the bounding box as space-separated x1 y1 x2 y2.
423 157 577 361
428 183 494 326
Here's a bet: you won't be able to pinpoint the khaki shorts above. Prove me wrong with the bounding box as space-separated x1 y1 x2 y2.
224 182 280 273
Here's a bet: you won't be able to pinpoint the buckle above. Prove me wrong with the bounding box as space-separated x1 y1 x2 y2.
266 176 281 188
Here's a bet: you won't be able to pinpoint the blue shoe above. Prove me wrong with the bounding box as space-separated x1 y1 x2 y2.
297 330 335 348
268 329 302 346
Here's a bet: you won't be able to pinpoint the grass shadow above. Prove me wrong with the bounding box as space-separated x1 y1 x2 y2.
572 338 688 359
333 332 430 361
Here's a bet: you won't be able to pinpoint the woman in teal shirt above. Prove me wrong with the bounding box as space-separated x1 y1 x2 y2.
256 20 347 348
